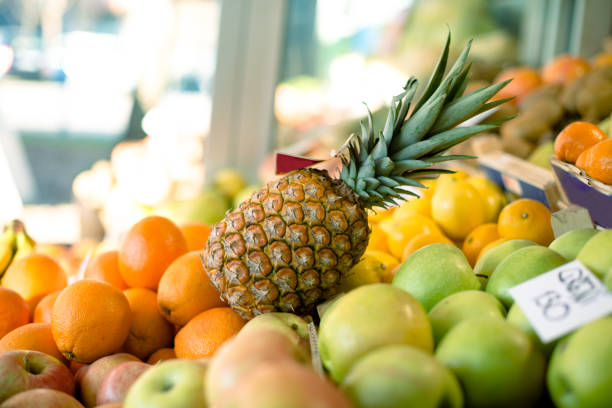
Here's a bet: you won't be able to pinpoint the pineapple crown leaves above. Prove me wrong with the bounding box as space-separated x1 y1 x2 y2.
338 32 513 209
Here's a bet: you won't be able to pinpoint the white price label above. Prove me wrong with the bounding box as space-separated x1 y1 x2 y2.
508 260 612 344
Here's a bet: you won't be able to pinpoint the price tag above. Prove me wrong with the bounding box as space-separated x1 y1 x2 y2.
509 260 612 344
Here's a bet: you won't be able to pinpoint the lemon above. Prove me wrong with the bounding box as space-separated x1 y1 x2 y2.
337 253 398 292
367 207 395 224
392 196 431 221
431 178 487 240
364 250 400 283
381 214 441 258
366 224 389 253
467 176 507 222
435 171 470 190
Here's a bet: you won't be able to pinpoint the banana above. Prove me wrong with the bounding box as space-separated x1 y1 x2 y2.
0 220 36 279
0 225 16 278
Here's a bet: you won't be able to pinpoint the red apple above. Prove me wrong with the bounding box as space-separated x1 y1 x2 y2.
0 350 75 403
0 389 84 408
97 361 150 405
76 353 139 408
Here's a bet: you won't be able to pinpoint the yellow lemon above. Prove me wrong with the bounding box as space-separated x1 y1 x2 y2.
366 224 389 253
467 176 507 222
364 251 399 283
462 223 500 266
337 253 394 292
497 199 554 246
401 232 454 262
367 207 395 224
382 214 441 258
431 178 487 240
435 171 470 190
393 197 431 221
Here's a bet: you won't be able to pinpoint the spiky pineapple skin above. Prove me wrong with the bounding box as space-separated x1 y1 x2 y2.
203 168 370 319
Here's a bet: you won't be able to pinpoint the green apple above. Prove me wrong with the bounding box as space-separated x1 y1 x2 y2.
474 239 536 287
548 317 612 408
506 303 556 357
342 345 463 408
428 290 506 345
486 246 566 308
549 228 598 261
215 360 353 408
436 318 546 408
604 272 612 291
577 230 612 278
156 190 229 225
318 283 433 382
124 360 207 408
392 243 480 311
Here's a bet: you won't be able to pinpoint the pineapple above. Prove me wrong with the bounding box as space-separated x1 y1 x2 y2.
202 34 512 319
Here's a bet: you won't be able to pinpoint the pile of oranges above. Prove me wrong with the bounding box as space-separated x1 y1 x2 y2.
0 216 246 374
554 121 612 185
367 172 554 273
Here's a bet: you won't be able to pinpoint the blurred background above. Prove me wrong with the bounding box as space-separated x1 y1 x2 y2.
1 0 611 245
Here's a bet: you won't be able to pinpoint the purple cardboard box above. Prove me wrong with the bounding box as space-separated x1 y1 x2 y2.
550 158 612 228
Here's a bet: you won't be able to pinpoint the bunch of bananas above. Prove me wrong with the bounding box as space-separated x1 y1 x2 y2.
0 220 36 279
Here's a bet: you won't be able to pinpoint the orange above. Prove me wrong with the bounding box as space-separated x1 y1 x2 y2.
1 253 67 313
401 232 454 262
575 138 612 185
493 67 542 104
462 223 500 266
123 288 174 360
33 290 61 324
497 199 554 246
119 216 188 290
554 121 607 163
147 347 177 364
51 280 131 363
365 224 389 253
431 178 487 240
174 307 245 359
379 214 441 258
477 238 510 263
83 250 127 290
180 222 212 252
157 251 225 327
542 54 590 84
0 323 66 364
0 287 30 338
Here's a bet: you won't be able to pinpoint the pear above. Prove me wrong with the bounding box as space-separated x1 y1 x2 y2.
576 230 612 278
342 345 463 408
428 290 506 345
436 318 546 408
318 283 433 382
549 228 598 261
486 246 566 308
392 243 481 311
548 317 612 408
473 239 536 287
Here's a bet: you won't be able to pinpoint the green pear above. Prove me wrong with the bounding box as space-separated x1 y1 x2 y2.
549 228 598 261
506 303 556 357
392 243 480 311
474 239 536 287
342 345 463 408
214 168 247 199
239 312 309 341
156 190 229 225
577 230 612 278
436 318 546 408
547 317 612 408
428 290 506 345
528 140 554 169
318 283 433 382
486 246 566 308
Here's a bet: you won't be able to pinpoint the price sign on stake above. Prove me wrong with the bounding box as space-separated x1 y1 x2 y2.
509 260 612 344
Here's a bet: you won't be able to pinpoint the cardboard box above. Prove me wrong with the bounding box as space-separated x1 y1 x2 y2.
550 158 612 228
478 153 562 211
